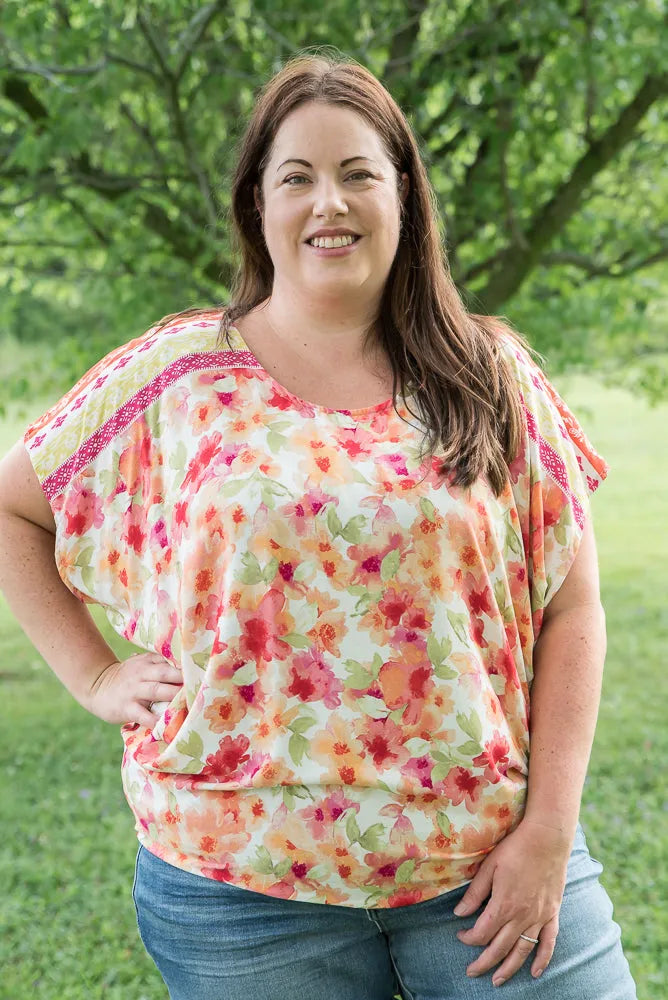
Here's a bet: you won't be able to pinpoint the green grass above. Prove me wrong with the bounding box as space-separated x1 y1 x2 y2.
1 379 666 999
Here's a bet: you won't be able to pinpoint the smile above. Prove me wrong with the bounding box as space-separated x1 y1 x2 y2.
305 236 363 257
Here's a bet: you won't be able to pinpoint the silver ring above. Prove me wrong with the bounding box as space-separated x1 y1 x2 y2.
519 933 540 945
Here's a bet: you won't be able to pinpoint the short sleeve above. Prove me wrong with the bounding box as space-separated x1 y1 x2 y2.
500 336 609 636
23 321 166 616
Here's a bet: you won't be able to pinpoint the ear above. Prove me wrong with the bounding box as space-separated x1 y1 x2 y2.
399 172 410 205
253 183 263 218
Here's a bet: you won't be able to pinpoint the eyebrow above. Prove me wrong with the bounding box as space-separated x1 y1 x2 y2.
276 156 376 173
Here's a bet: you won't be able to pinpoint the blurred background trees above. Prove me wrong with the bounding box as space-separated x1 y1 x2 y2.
1 0 666 401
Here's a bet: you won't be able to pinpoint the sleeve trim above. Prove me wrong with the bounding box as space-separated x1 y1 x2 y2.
36 348 261 502
521 397 587 530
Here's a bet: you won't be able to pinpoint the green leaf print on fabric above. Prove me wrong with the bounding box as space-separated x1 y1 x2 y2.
447 610 469 644
457 709 483 743
358 824 385 852
436 812 453 838
231 662 257 685
419 496 437 523
395 859 416 883
169 440 188 475
344 659 375 689
238 550 263 584
326 505 343 538
457 740 484 757
427 633 456 678
288 732 309 766
340 514 367 543
175 730 204 762
253 845 274 876
282 633 312 649
381 548 400 580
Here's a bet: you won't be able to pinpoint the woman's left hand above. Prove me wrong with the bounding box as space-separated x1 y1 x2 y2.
453 817 574 986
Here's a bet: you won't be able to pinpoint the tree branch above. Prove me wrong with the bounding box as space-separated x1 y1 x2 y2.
475 71 668 309
541 246 668 280
137 12 220 231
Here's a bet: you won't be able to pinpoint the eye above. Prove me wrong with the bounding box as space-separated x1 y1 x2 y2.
282 171 373 186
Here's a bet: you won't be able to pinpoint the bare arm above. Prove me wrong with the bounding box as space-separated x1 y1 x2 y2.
523 516 606 838
0 438 181 724
0 438 120 704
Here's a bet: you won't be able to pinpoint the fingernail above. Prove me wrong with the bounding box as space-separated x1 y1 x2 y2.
493 978 506 987
453 903 466 915
533 968 544 978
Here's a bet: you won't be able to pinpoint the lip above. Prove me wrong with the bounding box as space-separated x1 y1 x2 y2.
305 228 361 240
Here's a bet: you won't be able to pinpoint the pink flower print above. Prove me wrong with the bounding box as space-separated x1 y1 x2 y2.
122 503 147 556
237 589 292 664
299 790 358 840
401 754 434 789
441 766 489 813
113 355 132 370
587 475 599 492
378 452 409 477
472 732 510 784
282 647 343 708
463 572 493 617
378 803 416 845
72 396 86 411
182 431 224 491
358 717 409 769
377 588 414 628
93 375 108 388
32 433 46 448
201 734 251 781
150 518 169 549
62 481 104 536
53 414 67 428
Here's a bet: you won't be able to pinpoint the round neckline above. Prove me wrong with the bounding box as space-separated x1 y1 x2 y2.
227 324 406 417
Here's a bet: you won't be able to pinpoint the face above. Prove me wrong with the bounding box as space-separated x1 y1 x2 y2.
255 102 409 305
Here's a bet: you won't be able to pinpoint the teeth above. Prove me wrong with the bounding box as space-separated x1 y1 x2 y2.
308 234 358 248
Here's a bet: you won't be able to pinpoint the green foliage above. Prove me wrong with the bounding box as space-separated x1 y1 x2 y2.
1 1 666 402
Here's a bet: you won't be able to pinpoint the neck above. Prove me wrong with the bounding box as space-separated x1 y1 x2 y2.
258 286 382 365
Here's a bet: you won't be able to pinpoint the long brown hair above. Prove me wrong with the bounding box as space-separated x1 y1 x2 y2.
157 51 532 495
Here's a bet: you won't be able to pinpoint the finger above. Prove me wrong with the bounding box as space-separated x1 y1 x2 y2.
531 915 558 979
482 924 543 986
457 897 511 947
134 705 160 728
453 861 494 917
464 923 527 978
142 680 183 704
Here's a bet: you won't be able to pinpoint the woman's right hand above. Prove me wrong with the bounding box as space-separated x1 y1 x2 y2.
85 653 184 727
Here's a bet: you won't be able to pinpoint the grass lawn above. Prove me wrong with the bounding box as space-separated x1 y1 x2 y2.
1 377 666 999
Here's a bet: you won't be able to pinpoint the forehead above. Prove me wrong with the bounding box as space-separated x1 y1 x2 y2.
267 102 390 165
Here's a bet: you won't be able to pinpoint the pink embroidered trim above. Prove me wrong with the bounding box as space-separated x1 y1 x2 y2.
42 350 262 501
521 400 586 530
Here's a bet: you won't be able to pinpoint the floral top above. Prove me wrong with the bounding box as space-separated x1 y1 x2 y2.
24 308 608 909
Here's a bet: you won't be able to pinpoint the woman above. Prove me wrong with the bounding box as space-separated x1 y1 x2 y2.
0 52 636 999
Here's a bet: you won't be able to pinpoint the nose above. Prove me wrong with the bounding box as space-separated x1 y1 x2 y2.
312 177 348 220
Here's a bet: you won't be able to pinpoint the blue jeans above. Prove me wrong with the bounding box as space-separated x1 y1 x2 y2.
132 821 637 999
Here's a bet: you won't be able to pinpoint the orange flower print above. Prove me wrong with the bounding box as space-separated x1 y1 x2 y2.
377 658 434 725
